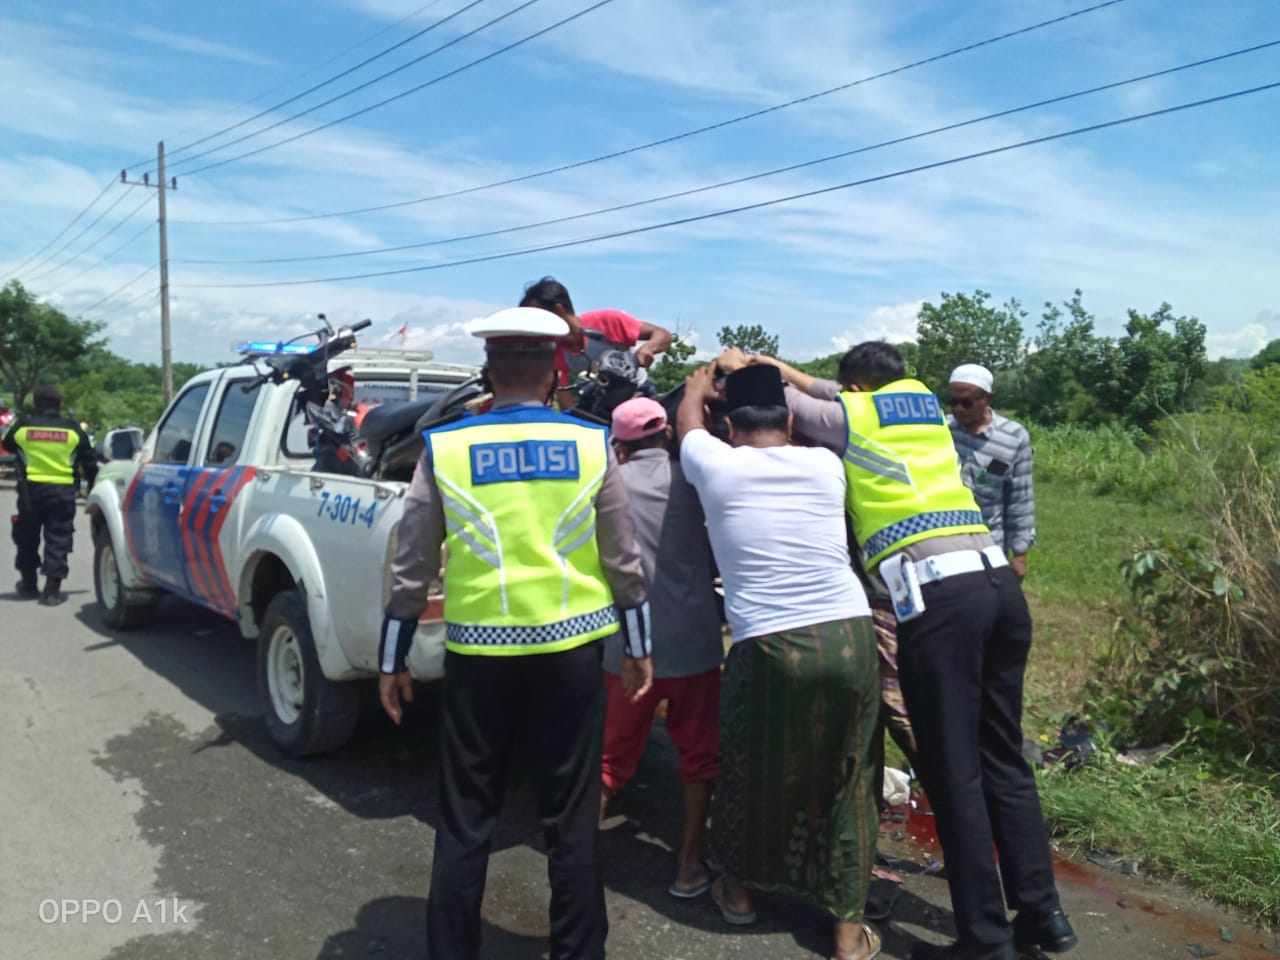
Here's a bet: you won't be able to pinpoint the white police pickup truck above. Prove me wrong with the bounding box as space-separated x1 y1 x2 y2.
86 332 480 755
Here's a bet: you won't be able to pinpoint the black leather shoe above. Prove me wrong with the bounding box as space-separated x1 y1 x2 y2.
911 940 1015 960
1013 908 1078 954
16 578 40 600
39 578 66 607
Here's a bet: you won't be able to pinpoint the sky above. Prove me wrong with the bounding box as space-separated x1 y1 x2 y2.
1 0 1277 371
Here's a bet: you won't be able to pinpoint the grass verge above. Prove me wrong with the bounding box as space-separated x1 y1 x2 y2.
1017 475 1279 926
1037 748 1280 924
1021 476 1198 712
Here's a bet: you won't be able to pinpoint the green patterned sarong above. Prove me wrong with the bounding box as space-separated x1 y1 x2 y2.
712 615 880 920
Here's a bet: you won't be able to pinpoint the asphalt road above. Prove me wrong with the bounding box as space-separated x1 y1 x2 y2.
1 483 1274 960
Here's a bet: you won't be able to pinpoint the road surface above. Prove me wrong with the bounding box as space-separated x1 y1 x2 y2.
0 483 1273 959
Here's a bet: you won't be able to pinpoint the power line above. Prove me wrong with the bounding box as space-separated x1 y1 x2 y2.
179 79 1280 289
44 211 156 296
166 0 548 173
162 0 492 164
123 0 457 171
23 186 141 284
173 0 1131 226
6 178 118 278
76 264 158 315
29 193 155 288
94 286 161 319
176 0 620 178
175 41 1278 267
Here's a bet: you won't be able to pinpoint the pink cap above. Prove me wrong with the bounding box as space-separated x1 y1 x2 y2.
610 397 668 441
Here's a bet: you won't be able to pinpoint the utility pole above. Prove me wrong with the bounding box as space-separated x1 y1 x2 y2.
157 142 172 404
120 142 176 404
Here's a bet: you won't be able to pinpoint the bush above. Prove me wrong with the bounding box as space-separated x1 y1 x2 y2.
1087 413 1280 762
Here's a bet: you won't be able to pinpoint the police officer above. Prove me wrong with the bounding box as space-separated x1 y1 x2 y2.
720 344 1075 960
378 306 652 960
2 386 97 606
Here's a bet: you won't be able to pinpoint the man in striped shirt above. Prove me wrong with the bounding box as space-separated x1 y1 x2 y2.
947 364 1035 581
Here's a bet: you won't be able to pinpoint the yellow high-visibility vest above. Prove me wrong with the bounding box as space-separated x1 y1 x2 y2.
839 380 988 570
9 418 83 485
426 406 617 656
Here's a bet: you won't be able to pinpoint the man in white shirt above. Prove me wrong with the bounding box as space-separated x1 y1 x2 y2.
675 363 882 960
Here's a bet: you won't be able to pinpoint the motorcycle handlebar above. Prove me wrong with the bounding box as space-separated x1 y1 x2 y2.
239 317 371 393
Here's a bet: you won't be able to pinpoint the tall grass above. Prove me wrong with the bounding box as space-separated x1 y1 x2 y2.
1028 412 1280 924
1031 421 1183 505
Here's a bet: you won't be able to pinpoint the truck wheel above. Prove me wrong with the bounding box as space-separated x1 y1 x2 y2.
257 587 360 756
94 535 156 629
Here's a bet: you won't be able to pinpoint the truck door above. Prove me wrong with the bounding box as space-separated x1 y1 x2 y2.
180 378 262 618
123 383 211 594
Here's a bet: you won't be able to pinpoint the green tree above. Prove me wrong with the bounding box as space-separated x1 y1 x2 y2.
717 323 779 357
915 290 1025 391
1103 303 1207 431
648 332 699 393
1018 290 1113 424
1250 338 1280 370
0 280 104 409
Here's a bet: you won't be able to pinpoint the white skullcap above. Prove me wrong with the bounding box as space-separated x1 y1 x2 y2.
949 363 993 393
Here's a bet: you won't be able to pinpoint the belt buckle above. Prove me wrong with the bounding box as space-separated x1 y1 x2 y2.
917 555 942 583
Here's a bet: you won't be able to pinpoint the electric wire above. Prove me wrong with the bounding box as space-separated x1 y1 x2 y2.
7 178 119 278
172 0 1131 226
174 0 621 178
23 186 142 285
44 212 157 296
122 0 456 170
76 264 158 314
178 79 1280 288
165 0 550 173
93 286 160 319
175 41 1279 267
162 0 492 163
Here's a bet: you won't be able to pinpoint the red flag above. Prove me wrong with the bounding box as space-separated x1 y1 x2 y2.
396 323 408 336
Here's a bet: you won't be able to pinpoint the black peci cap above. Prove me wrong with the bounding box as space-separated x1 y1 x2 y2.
724 364 786 411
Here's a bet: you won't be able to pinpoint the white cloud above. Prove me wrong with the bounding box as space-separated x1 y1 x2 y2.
58 14 278 67
830 300 923 353
3 0 1278 378
1206 322 1269 360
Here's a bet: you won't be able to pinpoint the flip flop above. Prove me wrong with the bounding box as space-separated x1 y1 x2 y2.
710 878 758 925
668 876 712 899
669 858 713 898
832 923 882 960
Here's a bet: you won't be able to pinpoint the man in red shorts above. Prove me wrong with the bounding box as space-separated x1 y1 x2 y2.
601 396 723 899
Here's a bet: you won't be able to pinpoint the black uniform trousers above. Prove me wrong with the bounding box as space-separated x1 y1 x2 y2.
427 640 608 960
896 563 1060 948
13 482 78 581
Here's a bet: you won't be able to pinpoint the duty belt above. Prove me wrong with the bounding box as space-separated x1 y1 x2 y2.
911 545 1008 585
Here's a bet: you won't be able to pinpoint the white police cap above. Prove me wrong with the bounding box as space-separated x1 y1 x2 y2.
468 307 568 351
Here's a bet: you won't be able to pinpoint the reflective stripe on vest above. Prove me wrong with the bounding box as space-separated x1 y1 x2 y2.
839 381 988 570
426 406 617 656
11 423 80 484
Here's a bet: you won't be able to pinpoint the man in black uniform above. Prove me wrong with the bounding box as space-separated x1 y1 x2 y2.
2 386 97 605
378 306 651 960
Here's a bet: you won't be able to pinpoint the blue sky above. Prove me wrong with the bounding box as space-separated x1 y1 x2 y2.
1 0 1277 369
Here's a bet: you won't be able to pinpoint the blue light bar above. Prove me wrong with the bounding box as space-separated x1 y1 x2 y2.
235 340 315 355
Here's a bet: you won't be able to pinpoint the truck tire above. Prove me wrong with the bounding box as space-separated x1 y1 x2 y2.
94 535 156 630
257 587 360 756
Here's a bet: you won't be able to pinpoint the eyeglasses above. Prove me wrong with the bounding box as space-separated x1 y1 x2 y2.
948 396 979 409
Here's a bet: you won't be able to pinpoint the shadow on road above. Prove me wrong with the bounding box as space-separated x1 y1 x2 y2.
75 591 954 959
